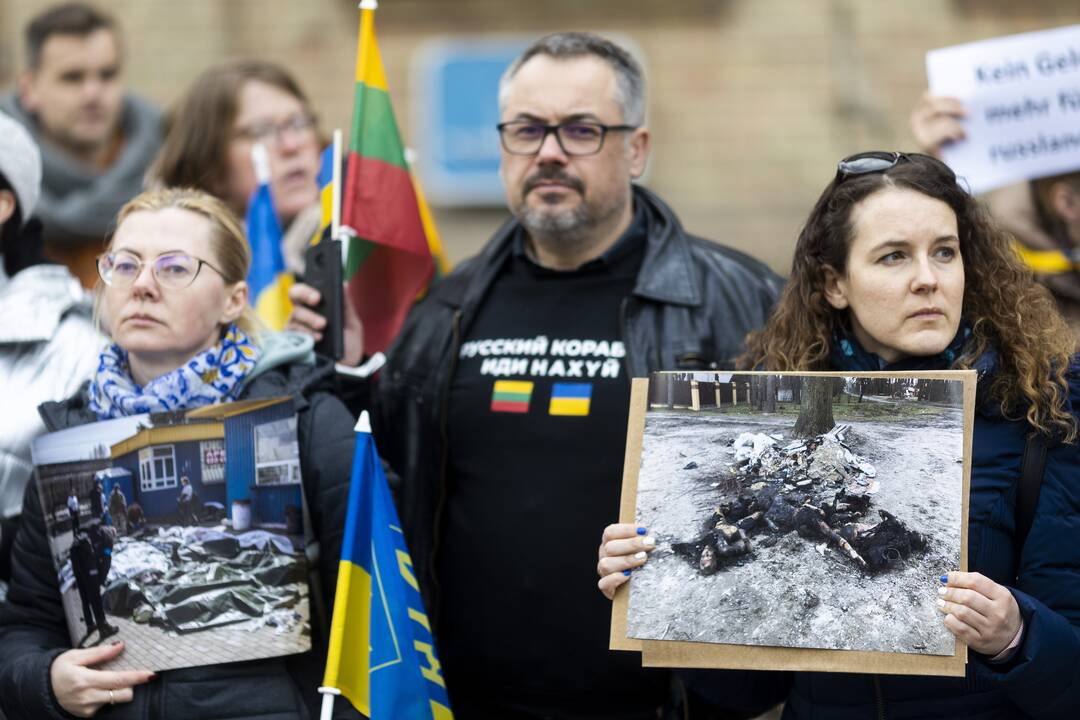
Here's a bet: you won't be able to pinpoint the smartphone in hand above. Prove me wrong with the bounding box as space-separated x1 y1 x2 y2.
302 240 345 361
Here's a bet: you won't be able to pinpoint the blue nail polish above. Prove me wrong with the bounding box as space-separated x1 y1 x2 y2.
636 527 647 535
939 575 948 584
623 569 632 576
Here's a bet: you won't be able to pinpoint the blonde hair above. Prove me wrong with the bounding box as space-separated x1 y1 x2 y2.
102 187 263 340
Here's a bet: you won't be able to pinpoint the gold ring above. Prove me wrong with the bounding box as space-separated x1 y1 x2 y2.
109 689 115 705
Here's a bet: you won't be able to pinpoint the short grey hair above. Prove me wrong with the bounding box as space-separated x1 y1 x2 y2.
498 32 645 127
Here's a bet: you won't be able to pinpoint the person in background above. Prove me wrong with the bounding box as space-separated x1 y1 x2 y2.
600 151 1080 719
176 476 194 525
148 60 322 275
89 479 104 523
0 2 161 288
0 188 360 720
0 110 101 602
69 519 117 648
910 92 1080 336
107 483 126 536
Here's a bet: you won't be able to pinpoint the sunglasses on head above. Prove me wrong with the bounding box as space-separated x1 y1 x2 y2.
834 151 955 184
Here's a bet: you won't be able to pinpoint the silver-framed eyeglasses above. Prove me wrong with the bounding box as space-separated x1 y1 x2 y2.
233 113 317 146
97 251 226 290
496 121 638 156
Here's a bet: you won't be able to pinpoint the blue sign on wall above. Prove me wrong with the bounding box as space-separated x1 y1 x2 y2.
413 38 530 207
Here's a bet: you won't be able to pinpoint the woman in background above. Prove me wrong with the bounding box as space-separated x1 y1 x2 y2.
149 61 323 274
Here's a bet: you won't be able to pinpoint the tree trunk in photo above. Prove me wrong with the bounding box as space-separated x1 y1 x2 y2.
794 376 835 437
764 375 777 413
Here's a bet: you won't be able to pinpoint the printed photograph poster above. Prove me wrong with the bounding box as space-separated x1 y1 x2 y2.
611 371 975 677
926 24 1080 193
31 397 312 672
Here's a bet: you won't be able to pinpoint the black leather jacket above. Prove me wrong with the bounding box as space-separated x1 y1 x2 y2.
374 185 784 625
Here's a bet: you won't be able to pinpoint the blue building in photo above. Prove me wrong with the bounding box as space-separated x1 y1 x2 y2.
107 397 302 529
110 422 227 521
186 397 301 529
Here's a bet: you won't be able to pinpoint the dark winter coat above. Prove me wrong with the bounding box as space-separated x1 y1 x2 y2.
0 352 360 720
780 358 1080 720
374 184 784 628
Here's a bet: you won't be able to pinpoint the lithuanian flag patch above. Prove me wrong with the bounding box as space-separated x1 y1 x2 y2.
491 380 533 413
549 383 592 416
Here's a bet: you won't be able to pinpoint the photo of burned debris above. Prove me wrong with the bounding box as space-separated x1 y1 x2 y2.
31 398 312 672
625 372 969 658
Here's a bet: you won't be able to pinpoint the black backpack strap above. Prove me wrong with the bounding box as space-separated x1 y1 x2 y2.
1015 432 1048 569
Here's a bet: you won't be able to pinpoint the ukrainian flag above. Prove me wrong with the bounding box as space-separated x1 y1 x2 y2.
245 143 294 331
322 412 454 719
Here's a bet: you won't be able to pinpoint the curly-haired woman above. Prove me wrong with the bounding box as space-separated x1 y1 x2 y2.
599 152 1080 719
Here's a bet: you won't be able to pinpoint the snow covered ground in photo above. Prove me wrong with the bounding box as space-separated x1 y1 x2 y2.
626 405 964 655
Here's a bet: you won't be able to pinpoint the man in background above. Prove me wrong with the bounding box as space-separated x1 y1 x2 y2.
0 2 160 287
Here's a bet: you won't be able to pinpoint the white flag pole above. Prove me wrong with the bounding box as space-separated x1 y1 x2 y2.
317 686 340 720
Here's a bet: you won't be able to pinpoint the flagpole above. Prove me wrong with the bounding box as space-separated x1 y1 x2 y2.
331 129 343 241
317 685 340 720
317 410 373 720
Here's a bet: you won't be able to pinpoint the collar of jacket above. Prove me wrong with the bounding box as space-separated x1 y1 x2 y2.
433 184 703 317
0 91 162 239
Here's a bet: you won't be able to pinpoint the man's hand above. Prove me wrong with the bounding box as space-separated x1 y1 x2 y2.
286 282 364 366
50 642 155 717
937 571 1022 657
597 523 656 600
910 92 967 157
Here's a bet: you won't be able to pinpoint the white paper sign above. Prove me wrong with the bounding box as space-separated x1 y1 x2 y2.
926 24 1080 194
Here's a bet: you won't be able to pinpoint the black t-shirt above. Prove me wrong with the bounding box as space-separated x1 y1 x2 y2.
437 205 669 718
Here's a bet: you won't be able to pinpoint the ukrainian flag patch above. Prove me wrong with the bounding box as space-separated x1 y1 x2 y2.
549 383 592 416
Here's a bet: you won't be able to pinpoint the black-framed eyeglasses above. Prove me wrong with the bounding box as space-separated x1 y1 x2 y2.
496 121 638 156
97 251 226 290
835 151 953 184
234 113 318 146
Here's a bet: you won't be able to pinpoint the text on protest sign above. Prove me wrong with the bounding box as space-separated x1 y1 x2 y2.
926 24 1080 193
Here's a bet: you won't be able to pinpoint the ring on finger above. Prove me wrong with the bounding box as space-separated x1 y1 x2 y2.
109 689 115 705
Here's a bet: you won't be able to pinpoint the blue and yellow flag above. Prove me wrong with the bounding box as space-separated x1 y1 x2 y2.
309 143 335 246
323 414 454 719
245 143 293 330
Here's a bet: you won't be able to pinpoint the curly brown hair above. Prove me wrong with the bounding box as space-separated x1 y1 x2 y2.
740 152 1077 441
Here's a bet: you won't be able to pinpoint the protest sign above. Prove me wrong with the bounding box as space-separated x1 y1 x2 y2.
926 24 1080 193
612 371 975 676
32 397 312 672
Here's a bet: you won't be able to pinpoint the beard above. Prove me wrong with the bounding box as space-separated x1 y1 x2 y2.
513 168 626 248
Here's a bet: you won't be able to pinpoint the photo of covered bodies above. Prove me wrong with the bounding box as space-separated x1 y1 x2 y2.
626 371 967 657
32 398 312 671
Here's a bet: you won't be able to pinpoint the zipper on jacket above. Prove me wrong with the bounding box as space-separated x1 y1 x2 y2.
873 674 887 720
429 308 463 632
618 296 636 377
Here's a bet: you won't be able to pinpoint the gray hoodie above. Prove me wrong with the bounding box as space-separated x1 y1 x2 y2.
0 92 161 247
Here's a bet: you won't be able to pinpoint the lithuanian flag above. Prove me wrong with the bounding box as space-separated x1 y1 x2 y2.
341 1 437 354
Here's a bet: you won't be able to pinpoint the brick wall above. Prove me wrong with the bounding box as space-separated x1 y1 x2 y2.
3 0 1078 272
